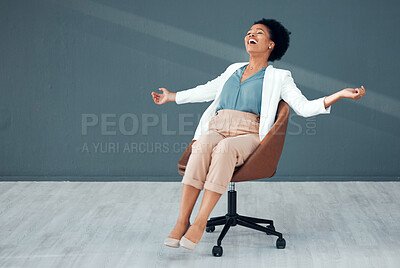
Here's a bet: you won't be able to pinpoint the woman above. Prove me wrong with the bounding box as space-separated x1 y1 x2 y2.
151 18 366 250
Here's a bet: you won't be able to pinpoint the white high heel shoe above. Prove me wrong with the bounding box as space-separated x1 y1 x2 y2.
164 223 191 248
179 235 198 250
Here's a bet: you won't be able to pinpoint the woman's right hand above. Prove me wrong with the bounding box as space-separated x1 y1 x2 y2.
151 88 175 105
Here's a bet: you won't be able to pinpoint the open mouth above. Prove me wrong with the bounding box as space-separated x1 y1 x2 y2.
248 38 257 45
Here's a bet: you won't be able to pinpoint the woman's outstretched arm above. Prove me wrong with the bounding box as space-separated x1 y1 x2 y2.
151 65 233 105
324 86 366 109
281 70 366 117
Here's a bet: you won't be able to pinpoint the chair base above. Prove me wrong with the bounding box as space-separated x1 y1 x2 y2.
206 187 286 257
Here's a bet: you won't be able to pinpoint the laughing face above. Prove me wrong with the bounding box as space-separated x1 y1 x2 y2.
244 24 275 55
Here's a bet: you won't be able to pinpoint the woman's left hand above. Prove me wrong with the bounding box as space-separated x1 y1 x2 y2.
340 86 366 100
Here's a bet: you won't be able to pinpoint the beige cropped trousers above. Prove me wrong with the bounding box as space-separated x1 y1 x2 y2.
181 109 260 195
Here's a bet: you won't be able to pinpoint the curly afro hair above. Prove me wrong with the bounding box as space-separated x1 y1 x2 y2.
253 18 291 62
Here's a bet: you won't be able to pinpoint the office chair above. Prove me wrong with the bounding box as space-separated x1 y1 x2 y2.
178 100 289 257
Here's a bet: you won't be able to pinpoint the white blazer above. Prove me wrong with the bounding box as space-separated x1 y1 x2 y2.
176 62 331 141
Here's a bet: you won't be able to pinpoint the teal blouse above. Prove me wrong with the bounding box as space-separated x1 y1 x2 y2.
216 64 265 116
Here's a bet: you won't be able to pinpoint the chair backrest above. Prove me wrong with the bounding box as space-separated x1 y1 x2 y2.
178 100 290 182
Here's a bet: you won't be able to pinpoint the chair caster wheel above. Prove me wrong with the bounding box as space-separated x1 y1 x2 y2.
212 245 223 257
276 238 286 249
266 225 275 234
206 226 215 232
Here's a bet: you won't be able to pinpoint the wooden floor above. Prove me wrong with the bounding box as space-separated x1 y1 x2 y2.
0 181 399 267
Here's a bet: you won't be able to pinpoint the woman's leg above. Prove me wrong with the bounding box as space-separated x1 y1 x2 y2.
203 133 260 194
181 130 224 191
183 189 222 243
168 129 223 240
167 184 200 240
182 133 260 244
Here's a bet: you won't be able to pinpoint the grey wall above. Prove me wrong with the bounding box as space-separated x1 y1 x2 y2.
1 0 399 181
